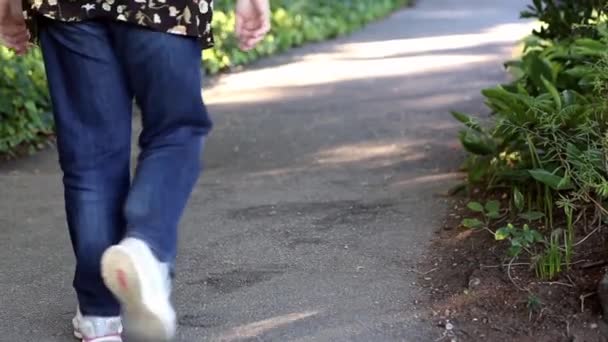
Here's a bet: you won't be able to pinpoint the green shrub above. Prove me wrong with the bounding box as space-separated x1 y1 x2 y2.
203 0 410 74
0 47 52 157
521 0 607 40
454 0 608 279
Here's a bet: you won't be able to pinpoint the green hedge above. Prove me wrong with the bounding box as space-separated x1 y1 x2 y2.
0 47 52 157
204 0 410 73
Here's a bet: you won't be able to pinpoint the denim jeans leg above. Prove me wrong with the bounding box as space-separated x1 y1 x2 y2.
39 19 133 317
109 23 212 265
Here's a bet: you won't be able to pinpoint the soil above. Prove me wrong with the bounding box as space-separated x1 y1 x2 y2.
420 189 608 342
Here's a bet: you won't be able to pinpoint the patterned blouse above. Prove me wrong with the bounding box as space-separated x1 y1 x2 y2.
26 0 214 48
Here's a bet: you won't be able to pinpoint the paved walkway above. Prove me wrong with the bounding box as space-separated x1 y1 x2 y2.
0 0 532 340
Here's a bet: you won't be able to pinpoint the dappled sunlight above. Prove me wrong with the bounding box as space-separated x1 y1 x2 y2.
204 86 289 105
412 8 497 20
332 23 534 58
206 54 493 105
314 142 424 165
246 165 312 178
206 54 494 104
246 140 434 179
333 23 536 60
218 310 320 341
205 22 536 105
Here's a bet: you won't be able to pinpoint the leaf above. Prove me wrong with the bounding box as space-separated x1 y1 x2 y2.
495 227 511 241
451 111 482 132
531 230 544 242
513 187 524 211
528 169 573 190
459 130 496 156
482 86 527 117
486 211 501 219
564 65 594 79
574 38 606 51
523 231 536 244
508 244 522 257
557 175 572 190
462 218 483 229
467 201 484 212
519 211 545 221
485 200 501 214
523 52 554 91
504 59 523 69
467 157 491 183
541 75 561 111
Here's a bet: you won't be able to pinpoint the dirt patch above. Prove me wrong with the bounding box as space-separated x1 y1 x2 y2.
420 195 608 342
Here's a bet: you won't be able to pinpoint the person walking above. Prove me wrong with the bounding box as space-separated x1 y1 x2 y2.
0 0 270 340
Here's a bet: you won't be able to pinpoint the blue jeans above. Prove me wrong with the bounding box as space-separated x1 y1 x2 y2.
39 19 212 317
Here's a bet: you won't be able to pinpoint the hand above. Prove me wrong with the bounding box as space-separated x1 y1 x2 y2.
235 0 270 51
0 0 30 55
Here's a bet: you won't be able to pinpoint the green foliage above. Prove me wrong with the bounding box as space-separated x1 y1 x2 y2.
203 0 410 73
495 223 544 258
461 200 502 228
527 293 543 318
536 229 564 279
454 0 608 280
521 0 607 40
456 32 608 199
0 47 52 157
519 211 545 221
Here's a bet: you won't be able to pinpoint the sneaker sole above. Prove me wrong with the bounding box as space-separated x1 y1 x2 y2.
101 246 174 341
73 314 123 342
74 330 122 342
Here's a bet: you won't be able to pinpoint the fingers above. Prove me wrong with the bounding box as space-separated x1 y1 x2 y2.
239 35 263 51
0 19 30 51
12 43 29 55
1 30 30 54
250 18 270 39
235 13 244 38
2 29 29 45
251 0 270 21
236 18 270 51
239 40 255 51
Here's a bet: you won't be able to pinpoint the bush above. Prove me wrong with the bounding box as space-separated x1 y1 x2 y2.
521 0 606 40
454 0 608 279
0 47 52 157
203 0 410 74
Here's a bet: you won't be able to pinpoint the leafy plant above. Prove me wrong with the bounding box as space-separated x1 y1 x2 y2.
527 293 543 317
536 229 564 279
453 0 608 280
521 0 606 40
495 223 544 257
0 47 52 157
461 200 502 229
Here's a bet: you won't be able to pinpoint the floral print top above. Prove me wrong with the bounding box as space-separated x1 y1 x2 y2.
26 0 214 48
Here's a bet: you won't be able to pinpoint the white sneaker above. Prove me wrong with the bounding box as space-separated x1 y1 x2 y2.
101 238 176 341
73 308 122 342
